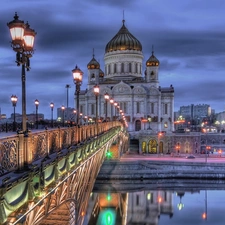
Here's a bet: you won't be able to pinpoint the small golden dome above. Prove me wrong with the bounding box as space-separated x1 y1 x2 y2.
146 51 160 67
87 55 100 69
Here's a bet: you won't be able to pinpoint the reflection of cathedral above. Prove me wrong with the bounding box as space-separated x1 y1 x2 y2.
126 191 173 224
77 20 174 133
85 191 173 225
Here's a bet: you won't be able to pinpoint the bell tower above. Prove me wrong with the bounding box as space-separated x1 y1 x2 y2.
146 48 160 88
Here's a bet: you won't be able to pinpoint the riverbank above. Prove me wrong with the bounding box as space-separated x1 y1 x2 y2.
97 153 225 180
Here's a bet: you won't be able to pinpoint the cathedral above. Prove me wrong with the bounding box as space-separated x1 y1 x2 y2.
77 20 174 136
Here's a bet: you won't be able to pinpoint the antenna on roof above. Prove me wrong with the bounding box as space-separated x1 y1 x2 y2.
93 48 95 58
152 45 154 55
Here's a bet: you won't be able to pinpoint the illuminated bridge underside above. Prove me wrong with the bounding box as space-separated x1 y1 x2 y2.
3 126 129 225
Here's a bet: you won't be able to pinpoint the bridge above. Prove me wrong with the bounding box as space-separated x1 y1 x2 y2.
0 122 129 225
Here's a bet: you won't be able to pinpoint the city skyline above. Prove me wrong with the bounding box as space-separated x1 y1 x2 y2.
1 0 225 119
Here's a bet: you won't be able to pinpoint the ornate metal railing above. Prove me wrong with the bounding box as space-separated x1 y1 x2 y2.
0 121 121 176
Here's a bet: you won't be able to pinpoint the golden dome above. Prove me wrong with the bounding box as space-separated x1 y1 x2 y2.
105 20 142 53
87 55 100 69
146 51 159 67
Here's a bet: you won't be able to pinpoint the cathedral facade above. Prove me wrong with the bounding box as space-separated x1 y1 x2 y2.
77 20 174 135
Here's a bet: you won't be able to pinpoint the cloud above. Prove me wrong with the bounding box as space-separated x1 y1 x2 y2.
1 0 225 119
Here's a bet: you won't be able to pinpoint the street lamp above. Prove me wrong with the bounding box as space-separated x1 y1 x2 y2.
73 109 77 125
110 98 114 121
94 84 100 133
114 102 118 119
72 65 83 125
34 99 39 129
11 95 18 131
7 13 36 133
104 92 109 121
80 113 83 125
50 102 54 128
158 132 163 156
147 116 152 130
61 105 65 127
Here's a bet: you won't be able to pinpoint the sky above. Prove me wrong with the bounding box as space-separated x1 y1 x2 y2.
1 0 225 119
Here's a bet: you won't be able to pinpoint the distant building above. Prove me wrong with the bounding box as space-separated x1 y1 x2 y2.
57 107 76 122
9 113 44 122
178 104 211 120
0 114 7 120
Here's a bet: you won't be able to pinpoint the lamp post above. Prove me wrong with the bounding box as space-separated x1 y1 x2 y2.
117 105 120 121
72 65 83 125
114 102 118 119
104 92 109 122
158 132 163 156
120 109 123 121
80 113 83 125
50 102 54 128
94 84 100 133
34 99 39 129
73 109 77 125
61 105 65 127
7 13 36 133
11 95 18 132
110 98 114 121
147 116 152 130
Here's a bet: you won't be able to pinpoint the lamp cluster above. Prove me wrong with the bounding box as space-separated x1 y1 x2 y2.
7 13 36 133
7 12 36 69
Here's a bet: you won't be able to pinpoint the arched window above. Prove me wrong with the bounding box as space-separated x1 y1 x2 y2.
165 104 168 114
135 63 138 73
148 139 157 154
135 120 141 131
129 63 132 73
114 64 117 73
137 102 140 113
91 74 95 81
151 103 154 114
121 63 124 73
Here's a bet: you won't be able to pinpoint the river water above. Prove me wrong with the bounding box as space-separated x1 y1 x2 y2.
83 184 225 225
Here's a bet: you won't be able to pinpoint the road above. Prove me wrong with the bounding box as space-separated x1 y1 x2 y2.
120 153 225 163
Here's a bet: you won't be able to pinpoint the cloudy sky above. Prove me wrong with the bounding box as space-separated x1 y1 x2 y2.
1 0 225 119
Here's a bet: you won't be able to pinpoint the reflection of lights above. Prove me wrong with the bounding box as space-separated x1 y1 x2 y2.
177 202 184 210
176 192 185 210
97 209 116 225
106 212 112 225
158 196 162 203
81 211 85 216
147 193 151 201
202 212 207 220
107 193 111 201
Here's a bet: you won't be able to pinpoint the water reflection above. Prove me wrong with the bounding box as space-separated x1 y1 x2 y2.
84 189 225 224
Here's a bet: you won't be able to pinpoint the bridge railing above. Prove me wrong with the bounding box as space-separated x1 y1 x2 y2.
0 121 121 176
